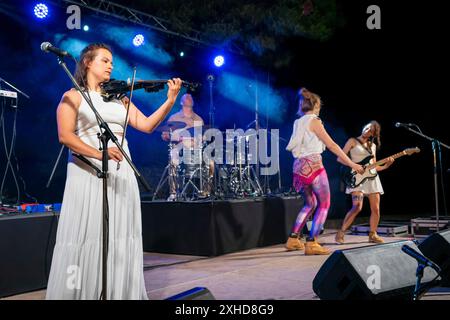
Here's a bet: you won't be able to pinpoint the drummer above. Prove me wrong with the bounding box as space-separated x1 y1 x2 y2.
161 93 204 200
161 93 204 138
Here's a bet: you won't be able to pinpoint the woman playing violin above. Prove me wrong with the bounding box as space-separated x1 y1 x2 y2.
46 43 182 299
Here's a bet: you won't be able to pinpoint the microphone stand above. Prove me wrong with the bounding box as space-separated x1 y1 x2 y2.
55 56 150 300
413 263 426 300
207 75 218 197
45 145 65 188
412 262 443 300
246 81 261 195
255 82 260 186
0 77 30 205
399 125 450 232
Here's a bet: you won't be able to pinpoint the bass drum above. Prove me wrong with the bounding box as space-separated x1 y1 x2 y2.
179 147 215 197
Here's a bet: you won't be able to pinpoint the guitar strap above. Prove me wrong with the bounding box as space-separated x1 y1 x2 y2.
355 137 373 155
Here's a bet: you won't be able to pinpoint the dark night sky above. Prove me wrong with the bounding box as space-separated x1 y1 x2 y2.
0 1 448 219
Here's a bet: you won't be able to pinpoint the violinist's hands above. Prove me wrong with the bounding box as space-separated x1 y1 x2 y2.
167 78 182 103
106 147 123 162
121 96 130 105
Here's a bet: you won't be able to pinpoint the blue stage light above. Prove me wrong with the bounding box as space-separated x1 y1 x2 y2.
133 34 145 47
214 55 225 67
83 25 89 32
179 51 185 57
34 3 49 19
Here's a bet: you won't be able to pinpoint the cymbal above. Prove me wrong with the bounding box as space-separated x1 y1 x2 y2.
156 121 186 132
179 125 212 136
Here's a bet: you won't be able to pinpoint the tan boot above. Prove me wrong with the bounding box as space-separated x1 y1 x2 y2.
368 231 384 243
305 241 331 255
285 236 305 251
335 230 345 244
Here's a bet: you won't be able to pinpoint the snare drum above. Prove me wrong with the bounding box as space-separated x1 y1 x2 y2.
181 146 201 176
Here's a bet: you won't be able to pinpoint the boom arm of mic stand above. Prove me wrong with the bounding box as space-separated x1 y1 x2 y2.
56 57 151 192
401 126 450 150
399 124 449 233
0 76 30 99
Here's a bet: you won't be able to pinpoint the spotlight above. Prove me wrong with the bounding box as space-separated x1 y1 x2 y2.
34 3 49 19
179 51 185 57
214 55 225 67
133 34 145 47
83 25 89 32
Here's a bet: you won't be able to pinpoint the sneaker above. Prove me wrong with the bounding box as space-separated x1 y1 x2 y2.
285 237 305 251
167 194 177 201
305 241 331 255
335 230 345 244
368 231 384 243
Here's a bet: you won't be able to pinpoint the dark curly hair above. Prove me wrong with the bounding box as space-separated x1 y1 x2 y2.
74 43 112 89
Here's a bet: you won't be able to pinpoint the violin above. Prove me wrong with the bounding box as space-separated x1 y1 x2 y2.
100 79 201 102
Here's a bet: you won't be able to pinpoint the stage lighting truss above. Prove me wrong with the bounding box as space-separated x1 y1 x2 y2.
47 0 245 55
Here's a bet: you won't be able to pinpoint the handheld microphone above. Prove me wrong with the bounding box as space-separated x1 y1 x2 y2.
401 244 441 272
395 122 414 128
40 42 73 58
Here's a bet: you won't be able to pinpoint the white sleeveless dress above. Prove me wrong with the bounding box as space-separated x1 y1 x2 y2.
46 91 148 300
345 142 384 195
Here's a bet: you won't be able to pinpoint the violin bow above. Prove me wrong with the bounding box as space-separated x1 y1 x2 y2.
116 67 137 171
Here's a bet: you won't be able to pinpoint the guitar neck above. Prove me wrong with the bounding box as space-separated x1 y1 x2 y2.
366 151 407 169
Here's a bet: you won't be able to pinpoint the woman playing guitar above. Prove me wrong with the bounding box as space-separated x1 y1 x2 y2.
335 121 395 244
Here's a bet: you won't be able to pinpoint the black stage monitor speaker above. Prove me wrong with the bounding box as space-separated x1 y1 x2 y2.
313 240 439 300
166 287 215 300
418 229 450 286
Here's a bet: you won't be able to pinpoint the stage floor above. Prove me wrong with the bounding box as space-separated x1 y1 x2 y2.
2 230 449 300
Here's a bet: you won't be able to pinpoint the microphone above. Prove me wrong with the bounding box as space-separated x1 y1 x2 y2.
40 42 72 58
395 122 414 128
401 244 441 272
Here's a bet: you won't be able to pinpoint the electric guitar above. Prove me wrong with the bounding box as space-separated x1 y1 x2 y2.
341 147 420 188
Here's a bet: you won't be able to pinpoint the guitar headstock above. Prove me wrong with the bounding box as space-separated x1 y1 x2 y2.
404 147 420 155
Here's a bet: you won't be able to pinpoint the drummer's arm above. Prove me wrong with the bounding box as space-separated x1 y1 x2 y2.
160 115 176 141
122 96 176 134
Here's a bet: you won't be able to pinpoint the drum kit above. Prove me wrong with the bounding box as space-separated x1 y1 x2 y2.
152 121 263 201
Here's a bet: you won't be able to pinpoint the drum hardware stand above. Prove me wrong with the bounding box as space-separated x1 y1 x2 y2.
231 135 263 197
152 131 179 201
179 169 202 200
263 131 287 195
179 139 208 200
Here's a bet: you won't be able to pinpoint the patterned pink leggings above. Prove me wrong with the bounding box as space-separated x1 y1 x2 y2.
292 169 331 239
